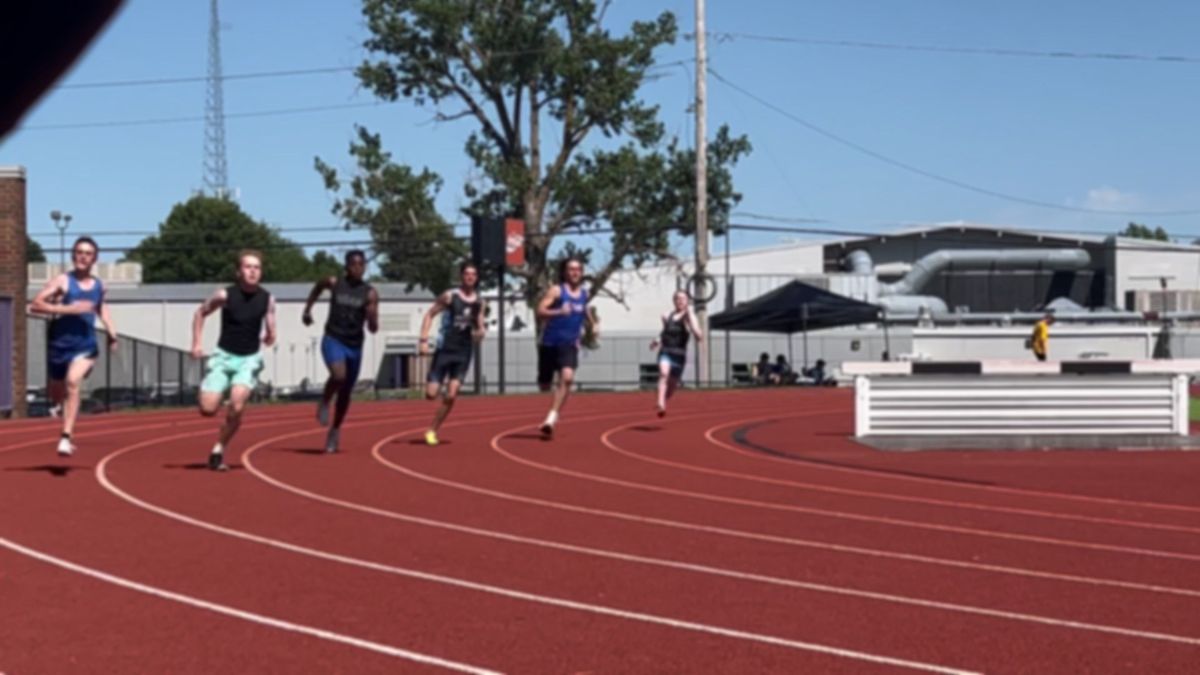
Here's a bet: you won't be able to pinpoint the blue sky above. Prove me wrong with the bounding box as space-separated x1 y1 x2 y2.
4 0 1200 262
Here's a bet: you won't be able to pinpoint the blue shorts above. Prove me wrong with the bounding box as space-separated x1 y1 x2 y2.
658 352 686 379
48 346 98 381
321 335 363 386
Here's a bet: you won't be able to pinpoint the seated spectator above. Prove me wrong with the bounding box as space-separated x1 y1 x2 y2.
770 354 796 385
802 359 835 386
754 352 772 385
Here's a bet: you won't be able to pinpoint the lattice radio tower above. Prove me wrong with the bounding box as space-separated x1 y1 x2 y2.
203 0 229 198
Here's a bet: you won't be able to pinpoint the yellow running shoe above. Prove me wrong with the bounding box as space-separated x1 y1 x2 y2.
424 430 439 446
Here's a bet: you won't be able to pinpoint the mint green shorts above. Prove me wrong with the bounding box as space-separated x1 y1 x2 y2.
201 348 264 394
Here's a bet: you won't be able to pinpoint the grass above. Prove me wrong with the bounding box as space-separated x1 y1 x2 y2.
1191 398 1200 422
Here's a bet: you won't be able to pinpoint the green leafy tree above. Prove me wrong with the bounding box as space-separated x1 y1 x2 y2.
317 0 751 304
310 250 344 279
1120 222 1170 241
125 196 334 283
26 235 46 263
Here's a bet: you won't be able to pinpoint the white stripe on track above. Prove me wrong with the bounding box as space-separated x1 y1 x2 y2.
94 425 979 675
0 535 500 674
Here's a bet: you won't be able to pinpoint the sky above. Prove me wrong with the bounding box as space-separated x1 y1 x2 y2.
4 0 1200 263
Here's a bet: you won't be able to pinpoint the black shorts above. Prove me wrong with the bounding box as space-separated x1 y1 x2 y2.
428 350 472 384
538 343 579 386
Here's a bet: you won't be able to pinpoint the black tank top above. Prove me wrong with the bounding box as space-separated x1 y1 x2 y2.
325 277 372 348
218 285 270 356
659 312 690 356
438 290 482 355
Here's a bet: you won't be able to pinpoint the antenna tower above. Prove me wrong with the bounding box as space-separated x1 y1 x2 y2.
203 0 229 197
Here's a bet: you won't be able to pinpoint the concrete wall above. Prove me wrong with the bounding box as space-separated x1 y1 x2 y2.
1115 243 1200 306
911 326 1159 361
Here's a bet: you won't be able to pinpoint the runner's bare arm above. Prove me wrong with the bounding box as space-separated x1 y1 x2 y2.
686 307 704 342
366 288 380 334
29 275 80 315
473 298 487 342
419 291 451 354
263 296 277 347
99 287 119 350
301 276 335 326
191 288 227 358
535 285 563 319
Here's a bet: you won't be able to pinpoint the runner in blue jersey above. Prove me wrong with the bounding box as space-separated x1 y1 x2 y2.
535 257 599 437
419 262 485 446
30 236 119 457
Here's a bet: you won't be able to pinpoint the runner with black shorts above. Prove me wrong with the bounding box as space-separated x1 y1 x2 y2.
649 290 703 417
420 262 485 446
535 257 598 437
302 250 379 453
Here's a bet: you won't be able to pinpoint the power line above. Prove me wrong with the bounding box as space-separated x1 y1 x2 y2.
19 102 388 131
55 66 356 91
709 68 1200 218
695 32 1200 66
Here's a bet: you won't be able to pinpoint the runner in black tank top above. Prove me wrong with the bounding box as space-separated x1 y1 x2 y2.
192 250 277 471
302 250 379 453
649 290 703 417
419 262 485 446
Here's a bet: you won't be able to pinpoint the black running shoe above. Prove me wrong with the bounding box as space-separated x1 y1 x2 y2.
539 422 554 438
208 452 229 472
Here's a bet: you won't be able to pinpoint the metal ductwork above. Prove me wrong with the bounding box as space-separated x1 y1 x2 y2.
843 249 875 275
877 294 949 315
880 248 1091 297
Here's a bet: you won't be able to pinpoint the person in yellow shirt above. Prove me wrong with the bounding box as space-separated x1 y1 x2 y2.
1031 313 1054 361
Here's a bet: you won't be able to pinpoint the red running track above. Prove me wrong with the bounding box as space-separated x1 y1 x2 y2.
1 388 1198 673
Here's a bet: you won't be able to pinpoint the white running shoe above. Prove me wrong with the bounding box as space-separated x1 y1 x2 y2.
325 428 340 454
56 437 75 457
317 400 330 427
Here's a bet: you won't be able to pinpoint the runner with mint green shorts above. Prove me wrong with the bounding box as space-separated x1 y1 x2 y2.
201 348 265 394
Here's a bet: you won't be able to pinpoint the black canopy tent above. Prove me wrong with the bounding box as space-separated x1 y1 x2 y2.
709 280 887 372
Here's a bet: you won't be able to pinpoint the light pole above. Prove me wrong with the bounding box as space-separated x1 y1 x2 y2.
50 210 72 268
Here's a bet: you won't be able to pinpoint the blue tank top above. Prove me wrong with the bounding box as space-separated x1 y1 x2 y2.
49 274 103 353
541 283 588 347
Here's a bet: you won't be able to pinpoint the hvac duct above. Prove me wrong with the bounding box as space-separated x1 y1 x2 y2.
881 248 1091 296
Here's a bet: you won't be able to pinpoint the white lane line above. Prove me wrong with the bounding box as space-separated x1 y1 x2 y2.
238 422 1200 648
95 427 979 675
708 412 1200 515
0 535 500 675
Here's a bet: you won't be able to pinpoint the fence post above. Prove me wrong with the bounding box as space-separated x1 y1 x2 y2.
156 344 162 407
178 353 185 406
131 340 138 408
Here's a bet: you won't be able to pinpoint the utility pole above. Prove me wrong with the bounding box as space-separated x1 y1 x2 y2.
694 0 710 386
204 0 229 198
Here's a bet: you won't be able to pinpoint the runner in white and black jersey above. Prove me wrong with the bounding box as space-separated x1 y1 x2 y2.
649 290 703 417
419 262 485 446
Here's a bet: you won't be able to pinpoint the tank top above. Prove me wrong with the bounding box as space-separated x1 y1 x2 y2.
324 277 372 349
49 274 103 353
218 285 270 356
659 311 690 357
437 290 482 355
541 283 589 347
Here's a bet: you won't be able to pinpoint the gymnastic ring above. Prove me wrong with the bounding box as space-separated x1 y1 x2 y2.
686 272 718 304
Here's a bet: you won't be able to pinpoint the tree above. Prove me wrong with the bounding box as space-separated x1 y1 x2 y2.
124 196 336 283
317 0 751 304
310 250 344 279
26 235 46 263
1120 222 1170 242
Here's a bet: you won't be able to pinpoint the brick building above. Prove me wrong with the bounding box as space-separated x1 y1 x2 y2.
1 166 28 417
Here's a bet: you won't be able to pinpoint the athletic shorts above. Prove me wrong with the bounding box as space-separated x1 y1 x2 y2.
48 346 98 381
537 343 579 387
658 351 686 379
428 350 472 384
201 347 264 394
321 335 363 386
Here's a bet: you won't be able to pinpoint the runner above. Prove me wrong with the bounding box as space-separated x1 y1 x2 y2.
419 262 485 446
191 250 276 471
649 290 703 417
302 250 379 453
535 257 598 437
29 236 118 456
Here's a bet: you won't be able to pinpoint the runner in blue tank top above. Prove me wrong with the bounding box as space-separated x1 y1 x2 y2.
535 257 599 437
30 236 119 457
